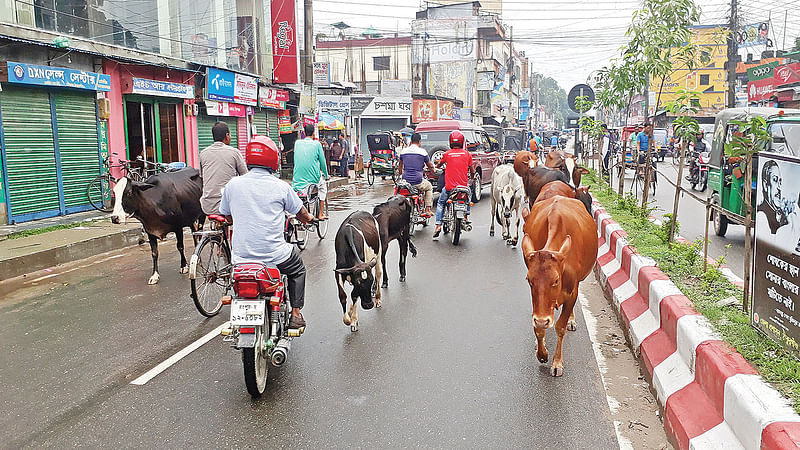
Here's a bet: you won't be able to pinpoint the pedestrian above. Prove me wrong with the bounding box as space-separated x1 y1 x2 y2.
330 138 342 177
600 124 611 177
338 132 350 178
293 123 329 220
199 121 248 216
322 137 333 175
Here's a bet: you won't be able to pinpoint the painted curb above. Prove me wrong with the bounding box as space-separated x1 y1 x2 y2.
592 200 800 450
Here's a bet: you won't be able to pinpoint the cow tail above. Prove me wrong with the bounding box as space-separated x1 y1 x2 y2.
408 236 417 257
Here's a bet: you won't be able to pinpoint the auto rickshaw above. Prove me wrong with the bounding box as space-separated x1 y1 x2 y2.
366 131 398 185
708 107 800 236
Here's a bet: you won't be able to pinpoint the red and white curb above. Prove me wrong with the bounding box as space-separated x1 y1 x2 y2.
593 201 800 450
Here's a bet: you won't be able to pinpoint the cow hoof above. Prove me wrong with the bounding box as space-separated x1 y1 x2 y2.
489 230 494 237
537 351 548 363
350 323 358 332
381 281 388 289
550 366 563 377
511 239 518 247
399 275 406 282
503 234 510 241
567 321 577 331
376 299 382 308
179 266 189 274
343 314 351 325
147 273 160 285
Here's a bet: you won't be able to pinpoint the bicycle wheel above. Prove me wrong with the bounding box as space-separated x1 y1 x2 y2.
242 327 268 398
315 198 328 239
190 236 230 317
87 175 114 212
367 167 375 185
295 220 309 250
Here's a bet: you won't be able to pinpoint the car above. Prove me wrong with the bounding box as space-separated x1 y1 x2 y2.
415 120 502 202
653 128 669 161
483 125 505 153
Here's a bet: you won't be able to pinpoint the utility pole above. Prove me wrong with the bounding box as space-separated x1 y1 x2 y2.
727 0 737 107
303 0 314 85
534 75 539 132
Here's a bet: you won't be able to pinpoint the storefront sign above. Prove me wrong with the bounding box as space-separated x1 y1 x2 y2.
753 152 800 357
747 61 779 82
316 94 350 114
7 61 111 91
278 110 293 134
313 62 330 87
271 0 299 84
748 76 776 102
206 100 248 117
205 67 258 105
98 121 110 163
413 99 436 123
350 96 374 116
131 77 194 99
357 97 412 117
437 100 453 120
774 63 800 86
258 86 289 109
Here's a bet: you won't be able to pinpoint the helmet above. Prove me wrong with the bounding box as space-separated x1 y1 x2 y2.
449 130 465 149
245 135 280 170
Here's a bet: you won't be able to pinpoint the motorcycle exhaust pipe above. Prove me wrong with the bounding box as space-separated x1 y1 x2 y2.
462 222 473 232
271 338 291 367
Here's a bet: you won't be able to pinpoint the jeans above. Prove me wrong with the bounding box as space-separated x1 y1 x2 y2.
339 157 349 177
276 247 306 309
436 187 471 225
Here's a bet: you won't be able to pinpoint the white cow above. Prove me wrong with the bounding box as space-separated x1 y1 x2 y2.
490 164 524 246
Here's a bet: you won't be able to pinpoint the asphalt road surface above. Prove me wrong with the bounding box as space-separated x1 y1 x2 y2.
612 159 746 278
0 178 668 449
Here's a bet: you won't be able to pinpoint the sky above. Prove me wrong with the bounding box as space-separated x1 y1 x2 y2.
309 0 800 91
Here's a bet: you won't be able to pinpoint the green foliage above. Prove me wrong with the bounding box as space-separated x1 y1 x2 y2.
725 117 772 158
531 73 572 129
655 213 679 244
574 95 594 114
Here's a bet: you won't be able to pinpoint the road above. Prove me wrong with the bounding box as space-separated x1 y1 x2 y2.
614 159 746 278
0 179 668 449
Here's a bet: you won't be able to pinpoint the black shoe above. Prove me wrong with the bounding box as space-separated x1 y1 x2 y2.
432 226 441 239
289 314 306 329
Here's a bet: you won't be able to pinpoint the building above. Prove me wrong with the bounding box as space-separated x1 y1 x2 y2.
315 36 412 95
0 0 294 224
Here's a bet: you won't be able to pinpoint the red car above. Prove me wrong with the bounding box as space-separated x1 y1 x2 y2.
415 120 501 202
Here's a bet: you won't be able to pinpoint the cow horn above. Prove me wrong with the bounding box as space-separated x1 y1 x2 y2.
367 257 377 268
334 268 355 274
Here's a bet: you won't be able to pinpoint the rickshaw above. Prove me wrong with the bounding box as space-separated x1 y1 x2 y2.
617 125 640 175
708 107 800 236
366 131 398 185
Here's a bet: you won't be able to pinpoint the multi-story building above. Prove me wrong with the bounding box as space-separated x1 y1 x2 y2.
315 35 412 95
0 0 295 224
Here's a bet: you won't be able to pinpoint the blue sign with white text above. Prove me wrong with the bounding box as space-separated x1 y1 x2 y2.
206 67 236 102
7 61 111 91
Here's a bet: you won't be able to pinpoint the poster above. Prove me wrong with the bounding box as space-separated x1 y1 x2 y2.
429 61 475 108
753 152 800 357
205 68 257 105
313 62 330 87
271 0 298 84
413 98 437 123
278 110 292 134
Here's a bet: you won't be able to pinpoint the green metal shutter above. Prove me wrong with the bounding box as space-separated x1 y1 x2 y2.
53 91 100 213
197 114 216 152
0 87 60 221
223 118 238 149
267 110 280 141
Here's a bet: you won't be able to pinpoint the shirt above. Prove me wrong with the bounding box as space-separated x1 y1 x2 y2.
528 138 539 152
340 139 350 159
637 132 650 153
601 133 611 157
534 136 542 147
199 141 248 215
441 147 473 191
292 137 328 191
220 168 303 265
399 144 430 185
550 136 559 146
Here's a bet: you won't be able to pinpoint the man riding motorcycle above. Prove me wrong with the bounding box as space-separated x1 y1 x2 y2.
220 136 316 329
432 130 474 239
685 131 707 183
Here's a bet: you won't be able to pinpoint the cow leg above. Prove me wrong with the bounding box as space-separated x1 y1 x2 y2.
398 237 408 283
503 216 510 242
147 233 160 285
534 324 548 363
551 302 576 377
176 228 189 274
511 212 520 247
336 273 350 325
374 248 383 307
489 197 496 236
567 309 577 331
348 296 359 332
380 235 389 289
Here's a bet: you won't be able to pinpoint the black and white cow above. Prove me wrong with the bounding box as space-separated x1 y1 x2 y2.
334 211 383 332
373 196 417 288
110 169 204 285
490 164 524 246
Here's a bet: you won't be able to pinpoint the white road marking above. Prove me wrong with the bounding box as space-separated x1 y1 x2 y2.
130 322 228 385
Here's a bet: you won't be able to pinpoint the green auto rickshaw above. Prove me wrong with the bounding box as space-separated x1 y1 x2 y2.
708 107 800 236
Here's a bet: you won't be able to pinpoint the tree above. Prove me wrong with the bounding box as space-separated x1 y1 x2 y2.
664 88 701 244
531 73 571 129
794 36 800 51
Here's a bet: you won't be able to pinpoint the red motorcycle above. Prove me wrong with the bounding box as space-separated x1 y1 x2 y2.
442 186 472 245
221 263 303 398
394 179 430 234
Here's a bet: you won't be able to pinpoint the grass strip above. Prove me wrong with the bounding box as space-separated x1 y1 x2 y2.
4 220 100 240
586 171 800 413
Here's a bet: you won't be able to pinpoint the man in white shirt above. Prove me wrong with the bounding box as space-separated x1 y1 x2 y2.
601 124 611 176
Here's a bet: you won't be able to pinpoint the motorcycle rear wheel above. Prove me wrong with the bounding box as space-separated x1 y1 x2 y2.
409 206 419 234
242 327 268 398
452 217 462 245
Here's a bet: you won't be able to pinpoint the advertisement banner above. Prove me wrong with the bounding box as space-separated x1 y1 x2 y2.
278 110 292 134
437 100 453 120
313 62 330 87
413 99 437 123
271 0 298 84
206 68 257 105
299 85 316 115
350 96 374 116
753 152 800 357
747 61 779 82
316 94 350 114
131 77 194 99
205 100 247 117
774 63 800 86
411 18 477 64
429 61 475 108
748 76 776 102
258 86 288 109
7 61 111 91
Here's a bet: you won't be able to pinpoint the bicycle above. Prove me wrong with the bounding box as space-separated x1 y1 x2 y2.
189 214 232 317
86 153 144 212
285 185 328 250
631 155 657 197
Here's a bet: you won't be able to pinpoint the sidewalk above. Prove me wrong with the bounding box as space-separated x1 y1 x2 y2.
0 176 353 281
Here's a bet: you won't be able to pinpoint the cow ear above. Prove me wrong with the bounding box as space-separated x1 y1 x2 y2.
521 205 530 221
558 236 572 258
334 268 351 275
132 181 156 192
367 257 377 269
521 234 536 262
578 167 590 175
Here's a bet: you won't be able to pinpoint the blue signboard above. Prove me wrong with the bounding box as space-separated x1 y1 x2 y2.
7 61 111 91
206 67 236 102
131 77 194 99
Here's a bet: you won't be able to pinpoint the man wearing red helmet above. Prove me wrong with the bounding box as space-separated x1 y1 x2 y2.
220 136 315 329
432 130 474 239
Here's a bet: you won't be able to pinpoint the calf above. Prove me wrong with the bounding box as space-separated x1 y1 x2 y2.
513 152 570 207
373 196 418 288
110 169 204 285
334 211 383 332
520 196 597 377
490 164 524 246
535 180 593 215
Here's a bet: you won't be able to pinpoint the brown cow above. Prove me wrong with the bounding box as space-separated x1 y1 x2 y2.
535 180 592 214
544 150 590 187
520 196 597 377
513 151 570 207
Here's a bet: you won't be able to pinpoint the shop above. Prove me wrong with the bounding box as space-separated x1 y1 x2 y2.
104 61 198 172
200 67 258 156
255 86 290 144
352 96 412 160
0 61 111 223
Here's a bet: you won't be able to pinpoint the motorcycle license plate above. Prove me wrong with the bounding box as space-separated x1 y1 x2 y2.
454 202 467 211
230 300 266 326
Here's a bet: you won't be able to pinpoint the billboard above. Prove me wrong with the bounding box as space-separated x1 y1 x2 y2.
752 152 800 357
429 61 476 108
205 67 257 105
271 0 298 84
412 18 477 64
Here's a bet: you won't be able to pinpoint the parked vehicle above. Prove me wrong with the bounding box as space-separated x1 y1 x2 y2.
221 263 303 397
394 179 430 234
653 128 669 162
483 125 504 153
708 107 800 236
366 131 399 185
503 127 526 164
440 186 472 245
415 120 502 202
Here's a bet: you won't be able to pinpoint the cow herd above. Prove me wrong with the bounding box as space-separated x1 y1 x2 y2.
110 149 598 377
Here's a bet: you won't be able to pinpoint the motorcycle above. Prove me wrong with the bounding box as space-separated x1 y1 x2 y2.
441 186 472 245
394 179 429 234
686 149 710 192
221 263 303 398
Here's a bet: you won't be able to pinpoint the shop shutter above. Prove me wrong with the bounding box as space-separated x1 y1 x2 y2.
53 91 100 213
223 118 238 150
267 111 280 142
252 111 266 137
197 114 217 152
0 87 60 221
236 117 248 157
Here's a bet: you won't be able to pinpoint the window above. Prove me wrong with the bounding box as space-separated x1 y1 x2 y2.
700 74 710 85
373 56 390 71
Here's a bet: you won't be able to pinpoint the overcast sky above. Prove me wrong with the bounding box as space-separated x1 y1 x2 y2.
310 0 800 90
